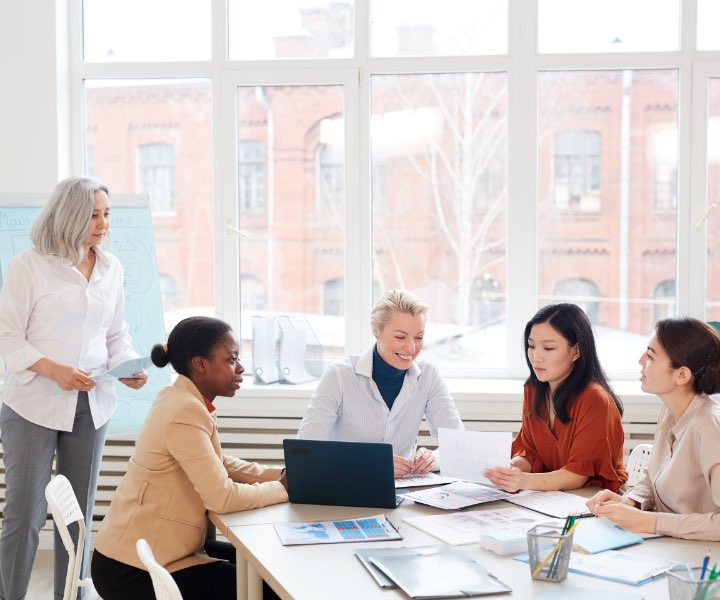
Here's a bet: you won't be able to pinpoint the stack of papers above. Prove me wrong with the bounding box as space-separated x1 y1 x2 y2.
514 549 680 585
273 514 401 546
402 481 511 509
403 506 561 553
355 544 512 598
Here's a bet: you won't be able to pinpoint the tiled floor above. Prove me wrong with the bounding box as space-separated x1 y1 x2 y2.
27 550 54 599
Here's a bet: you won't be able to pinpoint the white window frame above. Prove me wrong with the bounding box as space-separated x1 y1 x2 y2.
65 0 720 380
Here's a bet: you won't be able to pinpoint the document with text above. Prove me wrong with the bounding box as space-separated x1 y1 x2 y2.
438 428 512 485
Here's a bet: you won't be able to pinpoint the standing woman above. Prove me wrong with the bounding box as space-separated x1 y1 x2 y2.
0 176 147 599
297 288 464 478
485 303 627 492
588 317 720 540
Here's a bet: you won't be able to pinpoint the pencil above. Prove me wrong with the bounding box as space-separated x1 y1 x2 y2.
701 551 712 580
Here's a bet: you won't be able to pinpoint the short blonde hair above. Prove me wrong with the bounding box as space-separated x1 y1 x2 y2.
370 289 428 336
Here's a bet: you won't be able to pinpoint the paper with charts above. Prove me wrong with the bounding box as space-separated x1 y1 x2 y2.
403 506 562 546
438 428 512 485
402 481 513 510
273 514 402 546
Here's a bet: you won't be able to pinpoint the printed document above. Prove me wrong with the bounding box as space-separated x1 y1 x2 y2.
91 356 152 381
274 514 401 546
403 506 562 546
394 472 458 488
402 481 511 510
438 428 511 485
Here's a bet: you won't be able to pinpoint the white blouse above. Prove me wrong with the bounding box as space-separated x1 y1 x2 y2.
0 246 137 431
296 347 464 458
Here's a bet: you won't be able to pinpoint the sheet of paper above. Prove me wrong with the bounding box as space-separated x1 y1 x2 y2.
403 481 510 510
404 506 561 546
438 428 511 485
504 490 592 519
273 514 402 546
91 356 152 381
394 472 459 489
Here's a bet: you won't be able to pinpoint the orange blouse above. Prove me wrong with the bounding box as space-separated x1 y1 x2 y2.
511 382 627 491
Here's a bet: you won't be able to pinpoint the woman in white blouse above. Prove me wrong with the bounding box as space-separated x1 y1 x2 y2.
587 316 720 540
0 176 148 600
296 288 464 478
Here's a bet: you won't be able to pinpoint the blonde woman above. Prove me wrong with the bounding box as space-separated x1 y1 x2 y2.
297 289 464 478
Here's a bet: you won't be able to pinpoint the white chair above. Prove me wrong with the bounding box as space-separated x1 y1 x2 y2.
136 539 183 600
626 443 653 488
44 474 99 600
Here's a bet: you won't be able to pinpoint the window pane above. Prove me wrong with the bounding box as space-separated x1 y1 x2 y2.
237 85 346 365
371 0 506 57
371 73 508 371
83 0 211 62
708 79 720 321
698 0 720 50
85 79 214 330
229 1 354 60
538 0 679 53
538 70 678 371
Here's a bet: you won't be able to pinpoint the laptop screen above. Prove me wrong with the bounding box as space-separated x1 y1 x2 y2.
283 439 398 509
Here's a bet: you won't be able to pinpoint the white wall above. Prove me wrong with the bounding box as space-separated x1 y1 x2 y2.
0 0 69 192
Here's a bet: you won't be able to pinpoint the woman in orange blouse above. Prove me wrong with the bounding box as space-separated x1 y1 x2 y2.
485 303 627 492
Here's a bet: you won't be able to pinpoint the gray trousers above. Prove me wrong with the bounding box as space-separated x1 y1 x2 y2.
0 393 108 600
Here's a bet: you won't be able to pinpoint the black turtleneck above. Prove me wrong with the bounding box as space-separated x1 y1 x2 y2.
372 345 406 410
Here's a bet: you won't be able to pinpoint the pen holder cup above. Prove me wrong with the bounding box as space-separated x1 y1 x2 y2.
526 524 574 582
667 567 720 600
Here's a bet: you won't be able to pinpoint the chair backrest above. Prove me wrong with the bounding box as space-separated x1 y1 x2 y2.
136 538 184 600
626 443 653 488
45 475 98 600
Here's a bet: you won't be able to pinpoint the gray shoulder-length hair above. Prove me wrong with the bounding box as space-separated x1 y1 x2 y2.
30 176 111 264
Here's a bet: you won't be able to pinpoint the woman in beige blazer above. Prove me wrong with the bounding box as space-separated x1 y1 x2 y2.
91 316 288 599
587 317 720 540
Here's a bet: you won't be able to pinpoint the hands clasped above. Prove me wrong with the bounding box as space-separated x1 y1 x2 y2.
393 447 438 479
585 490 658 534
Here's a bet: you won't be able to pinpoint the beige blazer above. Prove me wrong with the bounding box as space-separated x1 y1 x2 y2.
94 375 288 572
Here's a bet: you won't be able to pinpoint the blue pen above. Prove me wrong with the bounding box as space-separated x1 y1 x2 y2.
701 551 711 579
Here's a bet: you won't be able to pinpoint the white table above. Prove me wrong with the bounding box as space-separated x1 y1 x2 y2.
210 495 719 600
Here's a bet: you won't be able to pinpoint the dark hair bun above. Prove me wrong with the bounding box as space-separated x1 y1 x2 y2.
150 343 169 368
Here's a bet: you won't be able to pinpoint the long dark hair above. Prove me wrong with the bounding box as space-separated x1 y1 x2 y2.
655 316 720 395
524 303 622 423
151 316 233 377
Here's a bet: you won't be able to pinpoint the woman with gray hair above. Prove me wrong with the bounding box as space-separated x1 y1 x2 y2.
297 289 464 478
0 176 147 600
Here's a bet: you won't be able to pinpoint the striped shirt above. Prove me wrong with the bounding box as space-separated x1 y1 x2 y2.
296 347 464 458
625 394 720 540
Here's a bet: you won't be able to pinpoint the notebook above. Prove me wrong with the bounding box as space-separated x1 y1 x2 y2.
283 439 399 509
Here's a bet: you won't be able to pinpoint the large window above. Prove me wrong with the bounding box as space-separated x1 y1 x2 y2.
371 72 508 370
238 140 265 213
137 143 177 213
71 2 719 378
552 130 601 212
85 79 214 332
